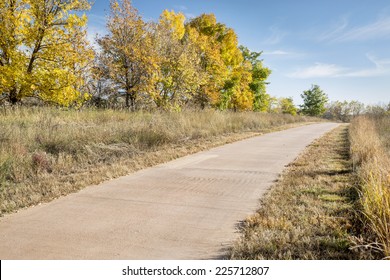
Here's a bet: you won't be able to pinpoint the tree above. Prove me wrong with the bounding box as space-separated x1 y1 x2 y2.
221 60 253 111
325 100 365 121
186 14 229 108
186 14 254 110
279 97 297 115
151 10 205 110
96 0 157 110
300 85 328 116
348 100 365 117
325 100 344 121
0 0 93 106
239 46 271 111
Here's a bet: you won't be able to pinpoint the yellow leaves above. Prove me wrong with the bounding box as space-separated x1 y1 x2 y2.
97 0 157 109
68 13 88 28
279 97 297 115
0 0 93 106
32 67 89 107
160 10 186 40
0 0 273 110
111 1 120 11
186 14 250 109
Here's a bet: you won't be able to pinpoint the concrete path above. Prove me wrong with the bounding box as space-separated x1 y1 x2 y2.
0 123 339 260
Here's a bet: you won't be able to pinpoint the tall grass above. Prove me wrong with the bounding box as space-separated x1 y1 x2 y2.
230 125 360 259
0 106 314 215
349 115 390 258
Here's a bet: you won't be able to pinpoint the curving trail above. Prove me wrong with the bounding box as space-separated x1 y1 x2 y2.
0 123 340 259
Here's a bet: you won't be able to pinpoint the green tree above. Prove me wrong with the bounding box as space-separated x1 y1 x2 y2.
239 46 271 112
300 85 328 116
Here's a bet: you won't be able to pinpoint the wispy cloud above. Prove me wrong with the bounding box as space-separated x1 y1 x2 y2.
262 50 305 59
340 17 390 41
320 16 390 42
262 26 286 45
288 54 390 79
288 63 347 78
263 50 290 55
88 14 107 26
318 16 349 41
345 53 390 77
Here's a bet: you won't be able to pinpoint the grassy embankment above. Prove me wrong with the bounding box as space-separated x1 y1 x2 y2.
349 115 390 258
231 115 390 260
230 125 362 259
0 107 316 216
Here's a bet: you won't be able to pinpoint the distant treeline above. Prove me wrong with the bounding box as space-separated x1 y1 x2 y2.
325 100 390 122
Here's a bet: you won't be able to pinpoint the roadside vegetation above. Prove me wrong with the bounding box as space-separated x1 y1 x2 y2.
349 115 390 258
230 125 362 260
0 107 315 215
231 112 390 260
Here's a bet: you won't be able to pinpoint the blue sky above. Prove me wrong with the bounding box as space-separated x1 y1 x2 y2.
87 0 390 105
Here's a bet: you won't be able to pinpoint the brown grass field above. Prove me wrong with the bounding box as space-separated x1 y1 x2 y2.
0 107 316 216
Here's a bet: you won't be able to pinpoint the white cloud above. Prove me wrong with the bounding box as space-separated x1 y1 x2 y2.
263 50 290 55
288 54 390 79
320 16 390 42
288 63 347 78
345 53 390 77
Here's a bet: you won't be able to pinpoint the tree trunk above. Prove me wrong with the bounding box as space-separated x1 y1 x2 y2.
130 94 136 112
125 92 130 108
9 88 19 105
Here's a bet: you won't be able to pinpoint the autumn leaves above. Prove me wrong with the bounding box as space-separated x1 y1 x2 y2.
1 0 272 111
0 0 93 106
94 0 273 111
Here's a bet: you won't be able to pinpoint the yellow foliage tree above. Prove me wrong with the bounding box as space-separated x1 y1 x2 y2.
96 0 157 110
222 61 254 111
159 10 185 40
279 97 297 115
152 10 206 110
0 0 93 106
186 14 229 108
186 14 255 110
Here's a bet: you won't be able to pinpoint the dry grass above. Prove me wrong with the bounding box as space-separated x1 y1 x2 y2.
349 115 390 258
230 125 363 260
0 106 316 215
